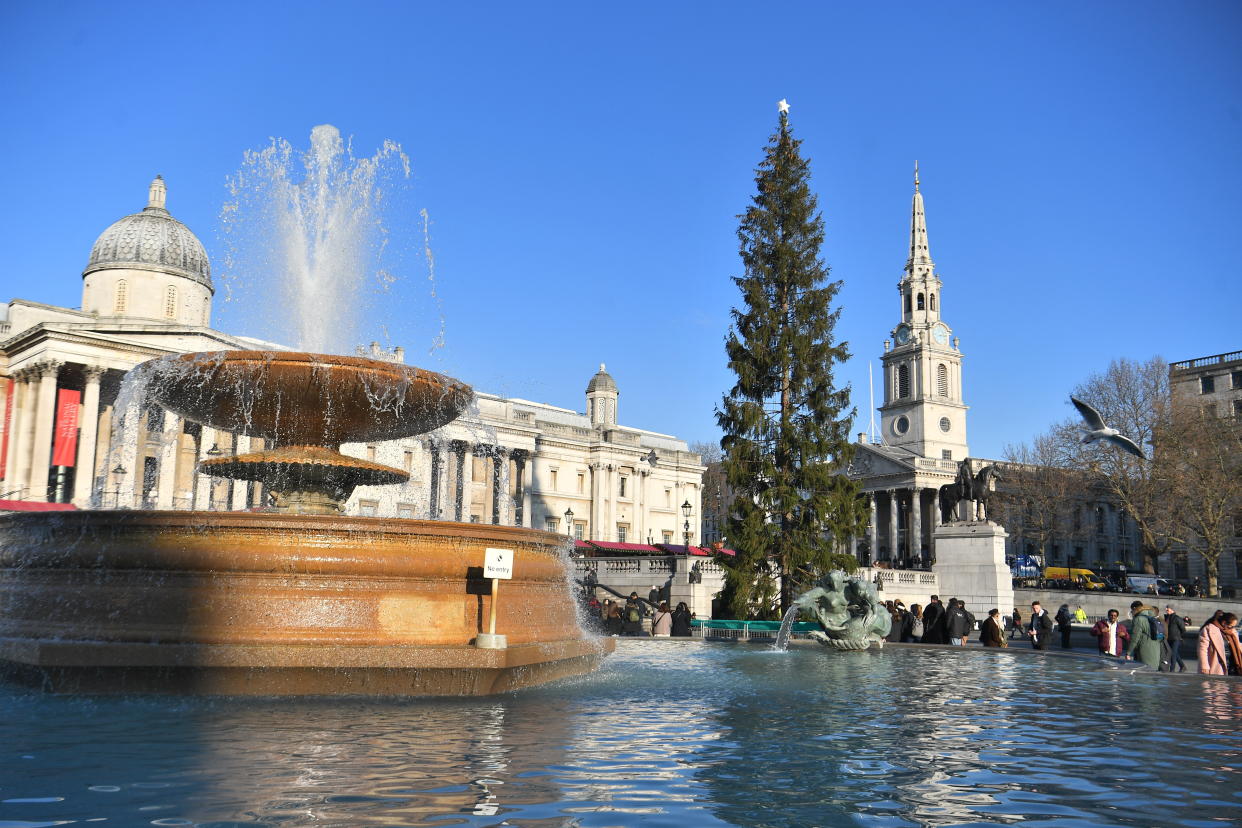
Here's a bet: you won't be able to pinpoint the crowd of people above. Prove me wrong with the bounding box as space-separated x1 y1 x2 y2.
581 589 694 638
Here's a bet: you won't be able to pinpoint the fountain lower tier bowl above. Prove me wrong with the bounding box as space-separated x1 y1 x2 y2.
0 512 611 696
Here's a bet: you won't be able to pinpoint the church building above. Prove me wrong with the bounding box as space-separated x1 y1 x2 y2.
846 165 972 567
0 177 705 543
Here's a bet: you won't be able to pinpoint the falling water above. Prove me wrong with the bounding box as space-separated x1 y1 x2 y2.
772 604 802 651
221 125 412 354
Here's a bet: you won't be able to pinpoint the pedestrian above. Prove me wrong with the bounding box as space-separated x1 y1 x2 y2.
1054 603 1073 649
907 603 924 643
922 595 946 644
623 593 645 636
604 604 623 636
1009 607 1023 640
945 598 974 646
1027 601 1053 650
1198 612 1242 675
1074 605 1087 624
647 584 660 606
670 601 693 637
1164 606 1187 673
981 608 1006 647
1125 601 1163 670
1089 608 1129 657
651 601 672 637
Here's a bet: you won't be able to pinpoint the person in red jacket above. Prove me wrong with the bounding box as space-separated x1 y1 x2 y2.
1089 608 1129 657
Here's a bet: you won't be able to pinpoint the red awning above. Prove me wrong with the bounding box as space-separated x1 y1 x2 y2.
584 541 663 554
0 500 77 512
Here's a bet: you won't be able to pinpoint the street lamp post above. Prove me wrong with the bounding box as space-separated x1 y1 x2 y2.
111 464 127 509
564 507 574 541
681 499 693 550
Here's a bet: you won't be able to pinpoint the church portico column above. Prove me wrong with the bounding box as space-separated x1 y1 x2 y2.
887 488 899 563
27 360 63 502
911 486 923 567
71 366 105 507
867 493 878 565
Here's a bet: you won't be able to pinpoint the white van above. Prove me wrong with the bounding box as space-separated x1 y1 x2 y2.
1126 575 1174 595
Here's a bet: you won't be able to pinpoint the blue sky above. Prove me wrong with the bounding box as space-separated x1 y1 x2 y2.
1 1 1238 459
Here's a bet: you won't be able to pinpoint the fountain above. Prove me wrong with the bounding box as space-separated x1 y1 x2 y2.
0 348 611 694
0 126 612 695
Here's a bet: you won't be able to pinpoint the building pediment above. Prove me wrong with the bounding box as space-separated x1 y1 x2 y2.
847 444 916 479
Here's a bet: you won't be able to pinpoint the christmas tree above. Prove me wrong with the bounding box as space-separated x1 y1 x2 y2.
716 105 866 618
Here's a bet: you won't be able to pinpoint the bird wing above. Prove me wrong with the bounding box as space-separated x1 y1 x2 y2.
1105 433 1146 459
1071 397 1106 430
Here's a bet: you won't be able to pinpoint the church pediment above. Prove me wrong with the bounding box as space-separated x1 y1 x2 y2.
846 445 916 479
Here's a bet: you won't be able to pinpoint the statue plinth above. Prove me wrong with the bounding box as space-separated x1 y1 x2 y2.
933 520 1014 621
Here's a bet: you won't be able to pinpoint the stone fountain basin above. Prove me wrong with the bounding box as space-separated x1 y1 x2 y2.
0 511 610 695
145 350 474 446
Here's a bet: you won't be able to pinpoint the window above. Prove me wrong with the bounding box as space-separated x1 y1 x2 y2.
115 280 128 313
929 293 936 312
1096 507 1106 535
1233 371 1242 390
366 444 377 462
359 500 378 517
663 530 673 544
550 469 558 490
545 517 559 532
942 450 952 460
897 364 910 398
917 292 925 311
574 522 585 541
894 416 909 435
1174 552 1189 581
165 285 178 319
939 416 951 432
617 524 629 543
1235 399 1242 417
397 503 414 519
904 293 912 314
937 364 948 397
1201 376 1215 394
577 473 585 493
403 450 414 472
619 477 628 498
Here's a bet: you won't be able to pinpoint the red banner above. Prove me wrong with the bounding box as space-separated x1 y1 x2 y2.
0 378 12 480
52 388 81 468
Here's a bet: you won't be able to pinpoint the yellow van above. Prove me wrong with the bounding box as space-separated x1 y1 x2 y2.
1042 567 1107 590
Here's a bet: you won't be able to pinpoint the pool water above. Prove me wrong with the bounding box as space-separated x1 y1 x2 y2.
1 641 1239 827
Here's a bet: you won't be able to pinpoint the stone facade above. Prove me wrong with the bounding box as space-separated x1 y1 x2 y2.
0 177 705 543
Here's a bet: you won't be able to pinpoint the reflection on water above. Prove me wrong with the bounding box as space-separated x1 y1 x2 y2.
1 643 1239 827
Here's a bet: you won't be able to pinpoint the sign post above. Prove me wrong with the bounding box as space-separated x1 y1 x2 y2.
476 547 514 649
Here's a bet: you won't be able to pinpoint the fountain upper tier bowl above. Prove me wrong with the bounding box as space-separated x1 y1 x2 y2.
145 350 474 447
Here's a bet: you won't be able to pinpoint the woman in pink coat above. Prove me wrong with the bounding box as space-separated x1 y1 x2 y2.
1198 612 1241 675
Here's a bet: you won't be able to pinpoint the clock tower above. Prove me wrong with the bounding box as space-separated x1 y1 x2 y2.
878 164 969 460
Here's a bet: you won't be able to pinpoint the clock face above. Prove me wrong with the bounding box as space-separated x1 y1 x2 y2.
933 326 949 345
894 326 910 345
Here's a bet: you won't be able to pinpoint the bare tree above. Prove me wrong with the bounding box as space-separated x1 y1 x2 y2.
690 440 729 545
1001 433 1079 561
1158 409 1242 596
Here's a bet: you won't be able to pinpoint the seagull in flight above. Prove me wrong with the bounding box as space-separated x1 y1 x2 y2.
1071 397 1146 459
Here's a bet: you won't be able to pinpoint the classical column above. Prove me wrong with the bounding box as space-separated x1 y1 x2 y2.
27 361 63 502
887 489 899 563
194 426 217 509
911 486 923 567
155 412 181 508
229 436 251 510
493 447 509 525
71 366 105 507
589 462 602 541
867 492 878 564
5 371 31 496
511 449 527 527
426 439 443 519
451 440 467 521
520 450 533 529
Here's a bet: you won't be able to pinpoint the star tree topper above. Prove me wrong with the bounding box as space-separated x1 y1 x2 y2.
777 98 790 115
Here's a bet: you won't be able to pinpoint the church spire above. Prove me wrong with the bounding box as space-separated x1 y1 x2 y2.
906 161 933 277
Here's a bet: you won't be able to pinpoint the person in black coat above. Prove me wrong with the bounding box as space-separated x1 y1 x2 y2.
921 595 946 644
1054 604 1073 649
1164 606 1187 672
670 602 693 637
1027 601 1054 650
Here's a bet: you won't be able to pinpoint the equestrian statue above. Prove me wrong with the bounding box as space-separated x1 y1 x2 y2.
937 458 1002 523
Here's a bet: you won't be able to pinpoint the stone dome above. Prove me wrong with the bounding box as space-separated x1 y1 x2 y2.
586 363 617 393
83 176 213 291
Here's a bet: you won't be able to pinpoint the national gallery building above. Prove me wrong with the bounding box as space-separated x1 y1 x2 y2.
0 178 705 544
